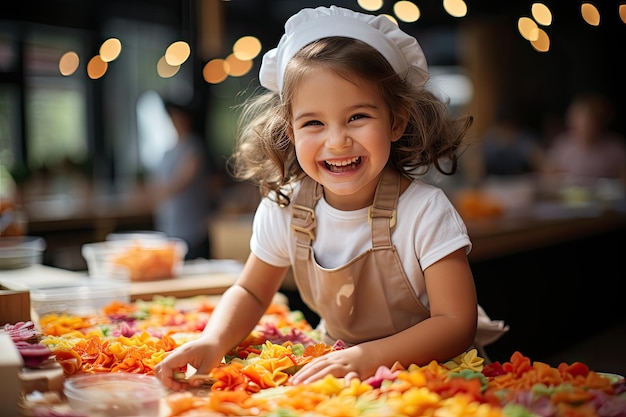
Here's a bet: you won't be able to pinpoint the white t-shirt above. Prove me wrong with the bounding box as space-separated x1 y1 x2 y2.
250 179 472 307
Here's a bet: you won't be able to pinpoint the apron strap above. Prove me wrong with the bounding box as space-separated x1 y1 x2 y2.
290 166 401 255
370 165 400 248
291 176 322 260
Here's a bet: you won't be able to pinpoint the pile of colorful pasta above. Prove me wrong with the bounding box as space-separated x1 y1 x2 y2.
24 296 626 416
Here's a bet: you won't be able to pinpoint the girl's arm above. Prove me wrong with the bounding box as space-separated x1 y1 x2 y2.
154 253 289 390
290 248 477 384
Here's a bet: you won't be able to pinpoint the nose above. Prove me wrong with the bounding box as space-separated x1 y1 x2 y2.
326 126 352 149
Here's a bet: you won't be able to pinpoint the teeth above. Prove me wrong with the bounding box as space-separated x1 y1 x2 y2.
325 157 360 166
324 157 362 172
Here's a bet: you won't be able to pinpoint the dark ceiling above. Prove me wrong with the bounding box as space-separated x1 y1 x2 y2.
4 0 624 133
3 0 590 32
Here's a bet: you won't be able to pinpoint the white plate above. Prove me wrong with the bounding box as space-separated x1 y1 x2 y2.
598 372 625 384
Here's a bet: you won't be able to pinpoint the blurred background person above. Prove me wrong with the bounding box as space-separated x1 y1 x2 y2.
149 99 213 260
481 101 545 178
466 101 545 218
543 92 626 195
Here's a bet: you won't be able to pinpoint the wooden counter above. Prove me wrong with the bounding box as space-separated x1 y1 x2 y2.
19 183 626 270
129 271 238 301
467 204 626 262
0 262 241 302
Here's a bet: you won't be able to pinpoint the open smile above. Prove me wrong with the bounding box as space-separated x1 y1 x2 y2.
323 156 362 173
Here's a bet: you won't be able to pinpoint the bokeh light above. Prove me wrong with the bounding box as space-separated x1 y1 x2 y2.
232 36 261 61
581 3 600 26
518 16 539 41
203 58 228 84
357 0 383 11
225 54 253 77
393 1 420 23
443 0 468 18
165 41 191 66
100 38 122 62
87 55 108 79
59 51 80 76
531 3 552 26
530 28 550 52
157 56 180 78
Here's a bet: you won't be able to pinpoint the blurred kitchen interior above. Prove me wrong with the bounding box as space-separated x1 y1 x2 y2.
2 1 626 370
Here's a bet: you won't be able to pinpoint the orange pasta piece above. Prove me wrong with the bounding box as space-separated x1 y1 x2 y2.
303 343 333 358
51 349 83 375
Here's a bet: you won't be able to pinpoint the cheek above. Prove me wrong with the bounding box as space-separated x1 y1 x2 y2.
293 140 308 159
293 138 319 167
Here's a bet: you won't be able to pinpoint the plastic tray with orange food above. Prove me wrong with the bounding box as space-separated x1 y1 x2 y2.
82 235 187 281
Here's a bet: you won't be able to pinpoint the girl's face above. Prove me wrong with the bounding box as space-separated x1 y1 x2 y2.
290 68 404 211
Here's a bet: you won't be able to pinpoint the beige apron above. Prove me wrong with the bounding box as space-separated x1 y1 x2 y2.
290 167 430 346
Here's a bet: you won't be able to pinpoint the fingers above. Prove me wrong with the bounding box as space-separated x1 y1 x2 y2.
154 341 220 391
289 357 321 385
290 356 350 385
155 352 193 391
344 371 360 386
155 364 187 391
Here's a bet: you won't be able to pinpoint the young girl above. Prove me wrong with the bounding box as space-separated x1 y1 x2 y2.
155 5 478 390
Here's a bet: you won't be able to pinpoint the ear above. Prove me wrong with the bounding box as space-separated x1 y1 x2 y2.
391 111 408 142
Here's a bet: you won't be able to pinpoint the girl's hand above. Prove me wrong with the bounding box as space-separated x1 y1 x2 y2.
290 346 370 385
154 335 223 391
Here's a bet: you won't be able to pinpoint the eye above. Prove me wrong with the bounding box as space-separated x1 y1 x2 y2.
301 119 323 127
349 113 368 122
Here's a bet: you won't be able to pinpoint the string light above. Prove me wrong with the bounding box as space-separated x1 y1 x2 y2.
393 1 421 23
86 55 107 79
531 3 552 26
156 56 180 78
443 0 468 18
59 2 624 79
203 59 228 84
580 3 601 26
165 41 191 66
59 51 80 76
100 38 122 63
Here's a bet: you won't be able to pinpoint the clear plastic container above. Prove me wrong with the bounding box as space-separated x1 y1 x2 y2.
82 237 187 281
0 236 46 270
106 230 167 241
64 373 165 416
29 279 130 322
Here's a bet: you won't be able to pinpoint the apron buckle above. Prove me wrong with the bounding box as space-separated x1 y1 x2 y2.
368 206 397 229
291 204 316 240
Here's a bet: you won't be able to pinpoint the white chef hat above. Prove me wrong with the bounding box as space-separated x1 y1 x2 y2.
259 5 429 95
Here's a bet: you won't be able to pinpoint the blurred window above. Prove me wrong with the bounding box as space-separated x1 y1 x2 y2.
0 83 20 170
25 76 88 171
24 29 88 172
0 23 88 181
0 25 21 171
0 17 190 192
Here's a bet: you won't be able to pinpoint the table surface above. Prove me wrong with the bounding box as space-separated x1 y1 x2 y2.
0 259 242 301
4 201 626 300
466 202 626 261
18 184 626 267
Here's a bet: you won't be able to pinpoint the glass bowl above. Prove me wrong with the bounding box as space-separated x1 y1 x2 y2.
63 372 166 416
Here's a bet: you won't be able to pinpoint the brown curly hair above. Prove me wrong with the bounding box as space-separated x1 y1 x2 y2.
227 37 472 207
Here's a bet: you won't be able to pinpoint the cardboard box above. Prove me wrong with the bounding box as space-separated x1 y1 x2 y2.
0 333 24 417
0 286 31 325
